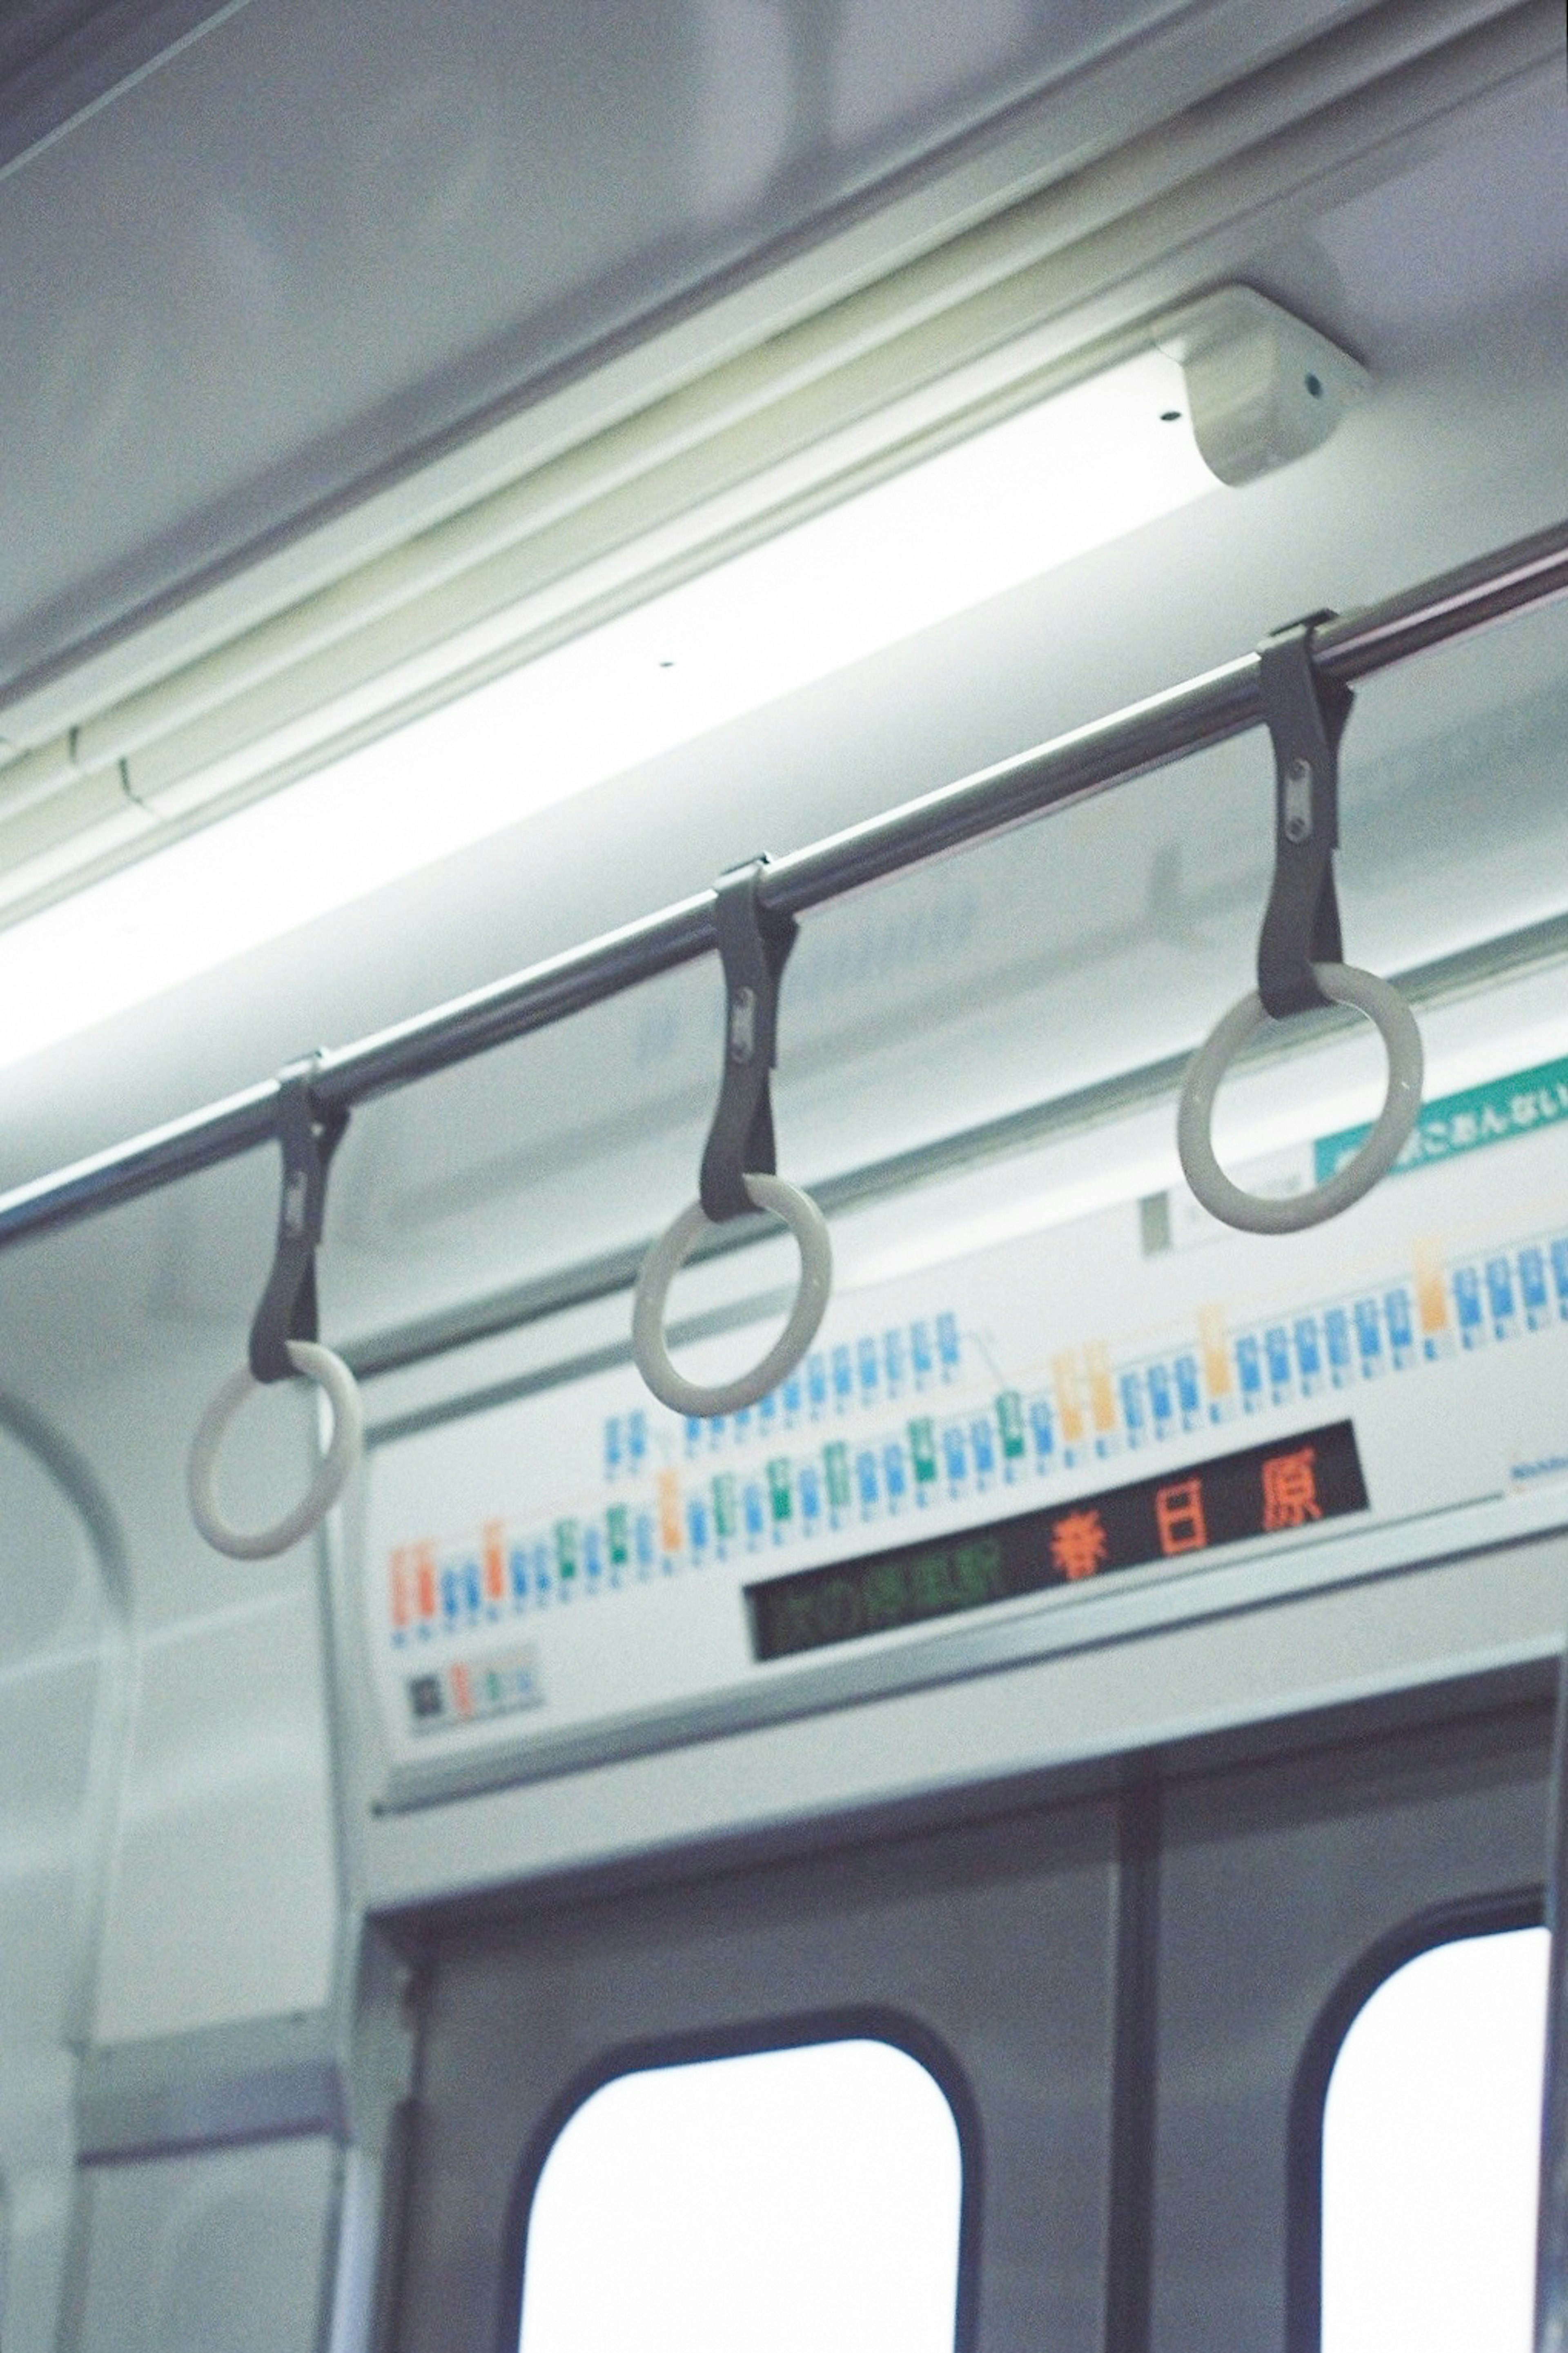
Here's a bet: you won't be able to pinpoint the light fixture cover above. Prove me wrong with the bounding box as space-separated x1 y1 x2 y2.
1157 286 1368 487
0 288 1370 1073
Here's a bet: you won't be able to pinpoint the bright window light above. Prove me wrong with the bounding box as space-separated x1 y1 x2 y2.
516 2037 964 2353
0 351 1218 1073
1321 1924 1547 2353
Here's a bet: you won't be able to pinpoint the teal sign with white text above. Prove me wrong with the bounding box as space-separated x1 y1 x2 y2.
1316 1052 1568 1186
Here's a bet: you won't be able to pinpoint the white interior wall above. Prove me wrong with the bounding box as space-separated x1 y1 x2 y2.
68 2135 341 2353
0 1419 122 2353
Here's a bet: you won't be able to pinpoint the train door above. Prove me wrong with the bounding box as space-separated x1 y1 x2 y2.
385 1667 1550 2353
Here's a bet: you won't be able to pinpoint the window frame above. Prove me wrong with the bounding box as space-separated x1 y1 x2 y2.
1283 1887 1545 2353
496 2005 983 2353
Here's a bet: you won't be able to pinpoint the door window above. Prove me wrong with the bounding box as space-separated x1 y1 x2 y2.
517 2034 964 2353
1321 1925 1547 2353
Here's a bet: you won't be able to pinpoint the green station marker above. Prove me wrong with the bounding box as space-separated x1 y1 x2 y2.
767 1458 794 1527
997 1391 1026 1462
554 1518 579 1585
908 1417 938 1487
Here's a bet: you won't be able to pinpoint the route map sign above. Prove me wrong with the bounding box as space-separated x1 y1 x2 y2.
364 1017 1568 1805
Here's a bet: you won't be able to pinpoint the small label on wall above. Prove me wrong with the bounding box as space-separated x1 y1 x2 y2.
407 1645 544 1734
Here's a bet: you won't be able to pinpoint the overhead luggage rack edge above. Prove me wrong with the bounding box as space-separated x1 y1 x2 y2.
0 512 1564 1255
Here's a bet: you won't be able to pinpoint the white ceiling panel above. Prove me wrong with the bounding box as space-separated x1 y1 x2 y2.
0 0 1424 689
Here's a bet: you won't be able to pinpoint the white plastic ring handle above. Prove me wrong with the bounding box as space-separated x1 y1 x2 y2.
633 1172 833 1418
1177 961 1423 1236
187 1339 364 1560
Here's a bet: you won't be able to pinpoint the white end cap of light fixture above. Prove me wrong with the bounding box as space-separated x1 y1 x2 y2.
1154 286 1368 487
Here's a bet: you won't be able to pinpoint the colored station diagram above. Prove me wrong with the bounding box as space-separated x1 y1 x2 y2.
362 1041 1568 1778
381 1217 1568 1652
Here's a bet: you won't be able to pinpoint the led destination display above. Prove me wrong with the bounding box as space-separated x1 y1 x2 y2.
746 1421 1367 1662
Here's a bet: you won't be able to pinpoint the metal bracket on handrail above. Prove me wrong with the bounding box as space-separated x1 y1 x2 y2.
1176 618 1423 1235
1255 615 1351 1017
632 858 831 1418
249 1063 351 1382
698 860 798 1223
187 1058 363 1559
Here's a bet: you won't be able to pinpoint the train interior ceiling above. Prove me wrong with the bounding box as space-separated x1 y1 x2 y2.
0 2 1564 2350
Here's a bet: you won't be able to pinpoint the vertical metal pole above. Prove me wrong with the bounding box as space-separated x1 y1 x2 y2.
1538 1642 1568 2353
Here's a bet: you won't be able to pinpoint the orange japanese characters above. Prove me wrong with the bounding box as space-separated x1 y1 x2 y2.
1261 1446 1323 1531
1050 1507 1109 1582
1155 1477 1209 1555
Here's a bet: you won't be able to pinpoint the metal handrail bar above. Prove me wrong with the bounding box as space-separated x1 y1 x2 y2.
0 512 1564 1252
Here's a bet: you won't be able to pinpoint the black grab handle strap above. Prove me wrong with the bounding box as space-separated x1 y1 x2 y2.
1255 615 1354 1020
248 1063 350 1383
698 859 798 1223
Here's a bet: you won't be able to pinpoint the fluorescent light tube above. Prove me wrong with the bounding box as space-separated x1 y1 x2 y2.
0 289 1366 1070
